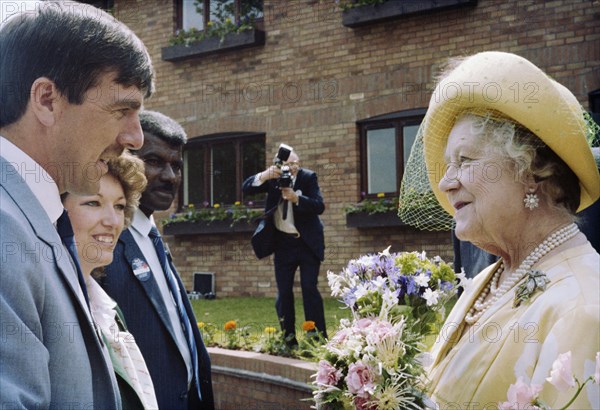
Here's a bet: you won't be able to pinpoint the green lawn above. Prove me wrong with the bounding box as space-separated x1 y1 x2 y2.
191 296 351 344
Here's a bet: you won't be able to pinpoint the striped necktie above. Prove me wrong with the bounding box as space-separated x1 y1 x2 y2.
149 226 201 400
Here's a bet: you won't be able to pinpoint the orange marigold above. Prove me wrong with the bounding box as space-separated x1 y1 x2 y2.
224 320 237 331
302 321 316 332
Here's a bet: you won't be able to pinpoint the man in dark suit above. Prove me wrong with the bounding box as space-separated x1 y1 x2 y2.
243 145 327 346
102 110 214 409
0 3 152 408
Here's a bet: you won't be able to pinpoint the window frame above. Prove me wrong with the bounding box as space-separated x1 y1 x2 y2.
176 0 264 32
181 132 266 209
357 108 427 200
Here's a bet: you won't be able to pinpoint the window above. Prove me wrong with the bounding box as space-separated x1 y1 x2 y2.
183 133 265 207
357 109 426 199
178 0 264 31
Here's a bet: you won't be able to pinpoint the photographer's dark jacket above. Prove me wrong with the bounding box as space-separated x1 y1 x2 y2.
243 168 325 261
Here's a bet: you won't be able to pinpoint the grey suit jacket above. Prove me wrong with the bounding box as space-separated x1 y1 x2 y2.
0 156 121 409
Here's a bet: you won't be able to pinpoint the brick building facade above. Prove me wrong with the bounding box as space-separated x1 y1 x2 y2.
109 0 599 297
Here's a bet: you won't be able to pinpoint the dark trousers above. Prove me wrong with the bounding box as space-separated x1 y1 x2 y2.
273 231 327 343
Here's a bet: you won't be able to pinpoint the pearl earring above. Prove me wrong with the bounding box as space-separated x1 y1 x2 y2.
524 190 539 210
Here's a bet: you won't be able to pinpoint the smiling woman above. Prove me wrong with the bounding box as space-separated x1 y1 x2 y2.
416 51 600 409
62 152 147 276
61 152 157 409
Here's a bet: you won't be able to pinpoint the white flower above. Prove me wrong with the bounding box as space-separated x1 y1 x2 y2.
354 283 370 300
546 351 576 391
327 270 346 297
370 276 389 294
414 273 430 287
379 245 392 258
423 288 441 306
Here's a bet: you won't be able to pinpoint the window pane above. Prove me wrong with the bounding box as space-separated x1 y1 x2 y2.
210 0 235 24
182 0 204 30
211 143 236 205
241 0 263 21
184 148 206 205
241 140 266 204
367 128 397 194
403 124 419 169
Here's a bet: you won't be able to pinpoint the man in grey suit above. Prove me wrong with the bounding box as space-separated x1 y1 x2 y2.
0 2 154 408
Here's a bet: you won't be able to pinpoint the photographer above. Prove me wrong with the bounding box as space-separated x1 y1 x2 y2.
243 145 327 347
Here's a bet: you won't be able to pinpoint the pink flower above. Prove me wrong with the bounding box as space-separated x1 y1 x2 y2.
316 360 342 386
594 352 600 384
346 360 375 398
331 327 351 344
353 395 376 410
364 319 394 344
499 377 542 409
356 317 374 330
546 351 576 391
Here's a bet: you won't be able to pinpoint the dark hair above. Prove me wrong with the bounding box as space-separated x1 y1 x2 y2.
0 1 154 127
139 110 187 146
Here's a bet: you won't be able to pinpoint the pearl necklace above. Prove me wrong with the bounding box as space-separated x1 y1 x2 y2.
464 223 580 325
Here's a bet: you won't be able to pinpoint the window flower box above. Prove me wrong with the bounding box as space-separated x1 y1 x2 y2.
346 210 406 228
161 28 265 62
341 0 477 28
162 202 262 235
163 219 256 236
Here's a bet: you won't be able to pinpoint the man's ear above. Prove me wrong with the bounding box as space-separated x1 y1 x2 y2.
30 77 61 127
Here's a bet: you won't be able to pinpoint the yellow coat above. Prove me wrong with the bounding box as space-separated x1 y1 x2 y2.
428 242 600 409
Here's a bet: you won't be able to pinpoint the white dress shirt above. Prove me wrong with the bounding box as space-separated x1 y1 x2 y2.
0 136 62 224
252 173 300 236
129 209 193 385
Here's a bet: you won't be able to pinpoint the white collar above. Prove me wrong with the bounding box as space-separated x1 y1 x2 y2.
130 207 155 237
0 136 62 224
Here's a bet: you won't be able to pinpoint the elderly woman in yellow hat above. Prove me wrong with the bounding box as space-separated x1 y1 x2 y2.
422 52 600 408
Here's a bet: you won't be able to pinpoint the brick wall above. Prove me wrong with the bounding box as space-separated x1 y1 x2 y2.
112 0 599 297
208 347 316 409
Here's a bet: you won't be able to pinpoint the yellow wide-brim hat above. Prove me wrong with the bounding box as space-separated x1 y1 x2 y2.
423 51 600 215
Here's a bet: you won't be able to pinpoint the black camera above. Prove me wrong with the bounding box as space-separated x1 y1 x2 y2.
273 144 294 220
278 164 293 220
278 165 293 188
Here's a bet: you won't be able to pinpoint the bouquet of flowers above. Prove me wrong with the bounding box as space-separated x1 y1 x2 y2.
313 246 464 409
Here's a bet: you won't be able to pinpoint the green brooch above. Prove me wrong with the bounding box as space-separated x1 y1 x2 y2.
513 270 550 308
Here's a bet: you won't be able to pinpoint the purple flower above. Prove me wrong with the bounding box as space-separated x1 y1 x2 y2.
343 290 357 308
439 281 454 292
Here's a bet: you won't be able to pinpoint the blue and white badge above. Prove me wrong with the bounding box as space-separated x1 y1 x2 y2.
132 258 151 281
